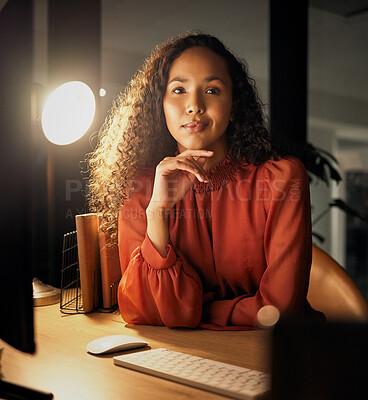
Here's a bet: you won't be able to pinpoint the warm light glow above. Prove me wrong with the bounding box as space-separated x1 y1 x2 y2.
41 81 96 145
257 305 280 328
99 88 106 97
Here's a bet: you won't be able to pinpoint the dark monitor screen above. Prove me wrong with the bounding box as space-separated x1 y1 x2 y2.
0 0 35 354
272 319 368 400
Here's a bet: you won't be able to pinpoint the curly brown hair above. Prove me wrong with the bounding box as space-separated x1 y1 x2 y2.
87 31 276 243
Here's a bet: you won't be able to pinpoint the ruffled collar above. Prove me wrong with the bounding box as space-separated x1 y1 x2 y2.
192 155 244 193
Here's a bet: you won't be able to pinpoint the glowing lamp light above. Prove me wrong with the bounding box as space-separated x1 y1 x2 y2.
41 81 96 145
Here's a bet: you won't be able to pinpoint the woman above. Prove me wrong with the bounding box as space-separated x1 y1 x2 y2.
88 31 314 330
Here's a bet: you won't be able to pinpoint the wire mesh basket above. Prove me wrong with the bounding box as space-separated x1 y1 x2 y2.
60 231 119 314
60 231 83 313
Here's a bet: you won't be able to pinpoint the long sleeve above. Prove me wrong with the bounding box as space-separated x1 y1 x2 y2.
118 174 203 328
201 157 312 328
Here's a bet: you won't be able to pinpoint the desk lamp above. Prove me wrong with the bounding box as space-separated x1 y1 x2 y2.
33 80 96 306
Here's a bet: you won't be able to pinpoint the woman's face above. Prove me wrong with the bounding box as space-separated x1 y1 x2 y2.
163 47 233 154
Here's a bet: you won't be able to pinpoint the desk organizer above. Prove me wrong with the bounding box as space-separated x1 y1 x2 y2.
60 214 121 314
60 231 84 313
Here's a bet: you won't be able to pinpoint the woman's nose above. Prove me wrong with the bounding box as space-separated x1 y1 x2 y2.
186 93 205 115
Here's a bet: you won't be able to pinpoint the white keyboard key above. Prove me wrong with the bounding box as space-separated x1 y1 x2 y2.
114 348 270 400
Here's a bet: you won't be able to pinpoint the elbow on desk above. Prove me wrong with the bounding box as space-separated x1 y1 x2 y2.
120 310 201 329
118 293 202 329
162 309 202 329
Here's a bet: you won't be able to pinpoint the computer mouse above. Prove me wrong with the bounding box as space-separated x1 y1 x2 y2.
86 334 149 355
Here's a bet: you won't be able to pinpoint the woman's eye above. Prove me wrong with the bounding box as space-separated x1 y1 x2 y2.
172 87 185 94
206 88 220 95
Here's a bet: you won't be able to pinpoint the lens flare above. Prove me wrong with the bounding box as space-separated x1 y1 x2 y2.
257 305 280 328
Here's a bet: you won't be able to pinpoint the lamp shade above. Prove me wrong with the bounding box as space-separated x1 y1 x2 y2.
41 81 96 145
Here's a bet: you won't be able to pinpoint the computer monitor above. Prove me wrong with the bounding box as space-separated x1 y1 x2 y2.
0 2 55 398
272 318 368 400
0 0 35 356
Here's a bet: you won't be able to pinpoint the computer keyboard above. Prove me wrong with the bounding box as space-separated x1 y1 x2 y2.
113 348 270 400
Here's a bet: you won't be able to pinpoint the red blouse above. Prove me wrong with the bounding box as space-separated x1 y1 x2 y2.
117 156 312 330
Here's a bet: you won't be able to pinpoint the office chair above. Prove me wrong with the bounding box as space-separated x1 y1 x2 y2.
307 244 368 322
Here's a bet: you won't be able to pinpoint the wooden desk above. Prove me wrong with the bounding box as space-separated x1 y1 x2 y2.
1 304 271 400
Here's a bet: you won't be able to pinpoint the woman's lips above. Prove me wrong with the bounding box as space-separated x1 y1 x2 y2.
182 121 209 132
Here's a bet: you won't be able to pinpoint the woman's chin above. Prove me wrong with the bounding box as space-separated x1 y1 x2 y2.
177 143 207 152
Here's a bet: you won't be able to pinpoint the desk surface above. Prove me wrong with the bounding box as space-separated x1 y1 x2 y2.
1 304 271 400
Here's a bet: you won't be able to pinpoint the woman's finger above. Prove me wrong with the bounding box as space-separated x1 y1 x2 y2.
179 149 214 159
192 156 209 171
182 156 209 181
159 159 208 182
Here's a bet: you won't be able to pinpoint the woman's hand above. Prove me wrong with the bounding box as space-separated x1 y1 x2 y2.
148 149 213 212
145 149 213 257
